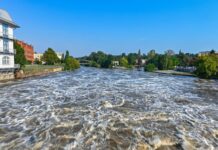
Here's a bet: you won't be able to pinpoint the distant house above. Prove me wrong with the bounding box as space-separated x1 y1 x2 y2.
34 53 43 61
34 52 64 62
135 59 146 65
15 40 34 64
56 52 64 60
112 61 119 67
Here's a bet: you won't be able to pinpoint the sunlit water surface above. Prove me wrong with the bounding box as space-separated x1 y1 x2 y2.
0 67 217 150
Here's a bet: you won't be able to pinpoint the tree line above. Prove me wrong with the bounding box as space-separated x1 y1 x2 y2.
14 43 80 71
79 49 218 79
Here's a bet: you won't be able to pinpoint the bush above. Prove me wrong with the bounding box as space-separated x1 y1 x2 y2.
120 57 129 68
144 64 156 72
195 55 218 79
89 61 100 68
64 56 80 71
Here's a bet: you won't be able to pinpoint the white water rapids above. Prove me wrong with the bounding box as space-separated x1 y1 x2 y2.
0 67 217 150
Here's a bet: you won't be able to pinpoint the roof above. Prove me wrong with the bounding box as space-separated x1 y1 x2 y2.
0 9 19 28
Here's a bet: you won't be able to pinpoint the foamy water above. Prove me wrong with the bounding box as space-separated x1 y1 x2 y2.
0 67 217 150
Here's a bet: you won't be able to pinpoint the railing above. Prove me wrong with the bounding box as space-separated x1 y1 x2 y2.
0 47 16 55
14 64 20 69
0 32 14 39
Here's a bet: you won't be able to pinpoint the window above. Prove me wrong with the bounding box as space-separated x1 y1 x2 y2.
3 24 8 36
3 39 9 53
2 56 10 65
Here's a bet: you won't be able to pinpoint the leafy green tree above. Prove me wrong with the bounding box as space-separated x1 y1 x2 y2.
43 48 60 65
89 61 100 68
195 55 218 78
137 49 142 67
147 50 156 60
14 42 27 68
64 56 80 70
127 53 137 65
34 59 42 65
120 57 129 68
144 64 156 72
64 50 70 63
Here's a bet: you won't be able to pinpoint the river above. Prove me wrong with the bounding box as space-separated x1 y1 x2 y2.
0 67 217 150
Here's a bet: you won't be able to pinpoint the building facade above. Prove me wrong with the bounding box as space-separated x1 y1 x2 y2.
34 52 64 63
0 9 19 71
16 40 34 63
56 52 64 60
34 53 43 61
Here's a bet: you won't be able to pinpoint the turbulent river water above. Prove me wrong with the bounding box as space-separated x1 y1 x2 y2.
0 67 217 150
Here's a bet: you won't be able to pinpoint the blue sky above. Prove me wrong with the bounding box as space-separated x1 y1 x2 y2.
1 0 218 57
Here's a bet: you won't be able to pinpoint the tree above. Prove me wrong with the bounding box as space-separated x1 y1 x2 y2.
87 51 114 68
144 64 156 72
195 55 218 78
34 59 42 65
64 56 80 71
64 50 70 63
147 50 156 60
165 49 175 56
127 53 137 65
137 49 142 67
14 42 27 68
120 57 129 68
43 48 60 65
210 49 216 54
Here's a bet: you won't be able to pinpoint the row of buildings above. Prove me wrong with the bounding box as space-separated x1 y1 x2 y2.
0 9 64 80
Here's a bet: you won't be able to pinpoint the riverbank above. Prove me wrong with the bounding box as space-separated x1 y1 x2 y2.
154 70 196 77
15 65 64 79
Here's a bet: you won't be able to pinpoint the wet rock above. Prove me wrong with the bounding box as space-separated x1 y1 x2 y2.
137 142 150 150
33 141 44 150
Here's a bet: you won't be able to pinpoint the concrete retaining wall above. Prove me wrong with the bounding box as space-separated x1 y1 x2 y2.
15 67 63 79
0 72 15 81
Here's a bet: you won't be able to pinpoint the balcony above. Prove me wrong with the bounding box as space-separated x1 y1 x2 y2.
0 47 16 55
0 32 14 40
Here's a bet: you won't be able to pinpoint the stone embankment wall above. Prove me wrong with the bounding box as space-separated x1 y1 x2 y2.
0 72 15 81
15 67 63 79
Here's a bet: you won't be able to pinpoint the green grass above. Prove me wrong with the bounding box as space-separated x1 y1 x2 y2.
23 64 64 73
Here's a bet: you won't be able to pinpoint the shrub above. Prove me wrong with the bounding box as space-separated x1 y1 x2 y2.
195 55 218 79
64 56 80 71
144 64 156 72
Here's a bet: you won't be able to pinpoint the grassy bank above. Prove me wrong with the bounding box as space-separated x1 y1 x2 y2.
154 70 196 77
23 65 64 74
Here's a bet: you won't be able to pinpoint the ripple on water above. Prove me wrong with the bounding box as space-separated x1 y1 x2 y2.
0 67 217 149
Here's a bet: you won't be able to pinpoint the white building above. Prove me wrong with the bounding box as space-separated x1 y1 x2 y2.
56 52 64 60
34 53 43 61
0 9 19 71
34 52 64 61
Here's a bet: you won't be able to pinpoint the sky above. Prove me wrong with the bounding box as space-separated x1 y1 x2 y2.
1 0 218 57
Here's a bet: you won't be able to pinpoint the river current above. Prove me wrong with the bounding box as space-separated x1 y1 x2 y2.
0 67 217 150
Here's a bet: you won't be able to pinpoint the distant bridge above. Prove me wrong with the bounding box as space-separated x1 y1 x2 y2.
79 60 91 66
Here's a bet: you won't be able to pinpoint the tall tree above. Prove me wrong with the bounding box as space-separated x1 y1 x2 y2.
137 49 142 67
120 57 129 68
64 50 70 63
14 42 27 68
43 48 60 65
